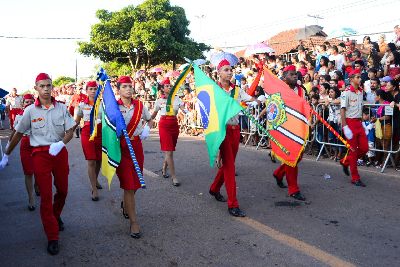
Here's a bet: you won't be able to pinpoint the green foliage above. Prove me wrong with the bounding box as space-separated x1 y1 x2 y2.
53 76 75 87
78 0 209 71
99 61 133 77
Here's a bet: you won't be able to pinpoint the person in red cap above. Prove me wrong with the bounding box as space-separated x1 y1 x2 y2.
151 77 187 186
5 88 23 130
265 65 307 201
7 93 39 210
74 80 103 201
339 69 368 187
68 83 87 138
0 72 75 255
209 59 259 217
115 75 153 238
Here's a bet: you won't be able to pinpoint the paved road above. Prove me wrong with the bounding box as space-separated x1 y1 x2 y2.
0 127 399 266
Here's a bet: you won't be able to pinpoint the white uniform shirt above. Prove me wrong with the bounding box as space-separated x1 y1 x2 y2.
13 113 31 135
15 100 75 147
225 86 252 125
340 86 363 118
154 97 184 116
6 95 23 110
118 99 151 137
76 101 93 122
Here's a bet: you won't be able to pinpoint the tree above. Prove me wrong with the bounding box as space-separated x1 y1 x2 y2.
78 0 209 70
53 76 75 87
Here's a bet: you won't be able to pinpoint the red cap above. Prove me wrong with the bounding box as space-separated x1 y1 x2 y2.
349 69 361 77
217 59 230 70
283 65 296 72
86 80 97 88
35 73 51 83
23 94 34 100
117 76 132 84
160 78 171 85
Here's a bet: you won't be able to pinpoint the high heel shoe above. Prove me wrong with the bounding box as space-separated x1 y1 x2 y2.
28 205 35 211
161 169 169 178
91 191 99 201
120 201 129 219
129 223 141 239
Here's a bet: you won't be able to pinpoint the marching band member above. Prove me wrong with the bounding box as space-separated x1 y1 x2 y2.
151 78 186 186
5 88 23 130
0 73 75 255
115 76 153 238
74 81 102 201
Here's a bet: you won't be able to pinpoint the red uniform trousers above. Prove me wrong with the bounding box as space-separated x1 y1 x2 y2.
341 118 369 182
20 136 34 175
158 116 179 151
116 137 144 191
9 108 22 130
210 125 241 209
32 147 69 241
273 156 302 195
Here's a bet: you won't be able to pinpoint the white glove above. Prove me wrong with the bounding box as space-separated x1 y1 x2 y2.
140 125 150 140
0 154 9 170
49 141 65 156
343 125 353 140
5 141 10 151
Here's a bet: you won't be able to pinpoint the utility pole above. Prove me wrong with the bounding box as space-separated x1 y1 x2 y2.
75 58 78 82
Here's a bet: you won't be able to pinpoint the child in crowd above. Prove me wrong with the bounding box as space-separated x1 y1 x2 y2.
362 108 376 166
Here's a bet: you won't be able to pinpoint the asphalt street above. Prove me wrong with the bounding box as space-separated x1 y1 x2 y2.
0 127 399 266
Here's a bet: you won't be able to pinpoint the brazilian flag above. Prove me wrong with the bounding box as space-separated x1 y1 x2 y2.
193 64 243 167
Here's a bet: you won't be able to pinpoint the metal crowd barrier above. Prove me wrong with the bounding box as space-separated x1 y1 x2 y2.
314 103 399 173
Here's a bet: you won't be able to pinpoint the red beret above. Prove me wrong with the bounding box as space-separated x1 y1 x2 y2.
217 59 231 70
349 69 361 77
160 78 171 85
23 94 34 100
283 65 296 72
35 73 51 83
86 80 97 88
117 76 132 84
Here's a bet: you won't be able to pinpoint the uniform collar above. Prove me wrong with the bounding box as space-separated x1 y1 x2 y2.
348 85 360 93
117 98 134 106
34 97 56 107
218 81 235 92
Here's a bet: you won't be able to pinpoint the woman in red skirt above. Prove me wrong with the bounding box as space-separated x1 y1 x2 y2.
7 94 37 210
151 78 186 186
74 81 102 201
116 76 152 238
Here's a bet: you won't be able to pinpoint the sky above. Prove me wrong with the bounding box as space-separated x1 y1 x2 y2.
1 0 400 92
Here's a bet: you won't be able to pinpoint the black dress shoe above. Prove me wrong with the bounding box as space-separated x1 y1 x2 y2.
290 192 306 201
96 184 103 190
340 161 350 176
28 205 35 211
47 240 59 255
228 207 246 217
120 201 129 219
91 191 99 201
352 180 366 187
273 174 287 188
130 232 142 239
209 190 227 202
57 218 64 231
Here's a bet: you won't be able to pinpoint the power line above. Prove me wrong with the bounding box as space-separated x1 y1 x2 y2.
0 35 84 40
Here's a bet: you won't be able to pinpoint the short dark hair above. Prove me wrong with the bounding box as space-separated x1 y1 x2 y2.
368 67 377 74
321 82 331 91
370 78 380 85
354 60 364 67
362 108 370 115
332 45 338 52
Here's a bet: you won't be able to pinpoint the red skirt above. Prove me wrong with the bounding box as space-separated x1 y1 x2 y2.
20 136 34 175
116 137 143 191
81 124 102 161
158 116 179 151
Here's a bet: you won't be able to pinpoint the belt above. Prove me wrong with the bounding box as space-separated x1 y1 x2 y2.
227 125 239 130
32 145 50 153
160 115 177 120
346 118 361 121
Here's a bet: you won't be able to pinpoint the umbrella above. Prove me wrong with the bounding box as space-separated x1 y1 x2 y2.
0 88 8 98
178 63 189 71
135 69 145 78
244 43 275 57
209 51 239 67
329 27 358 38
193 58 207 65
151 67 163 73
296 25 326 40
165 70 181 78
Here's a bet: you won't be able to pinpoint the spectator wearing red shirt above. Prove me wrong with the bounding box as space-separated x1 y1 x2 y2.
68 85 87 138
